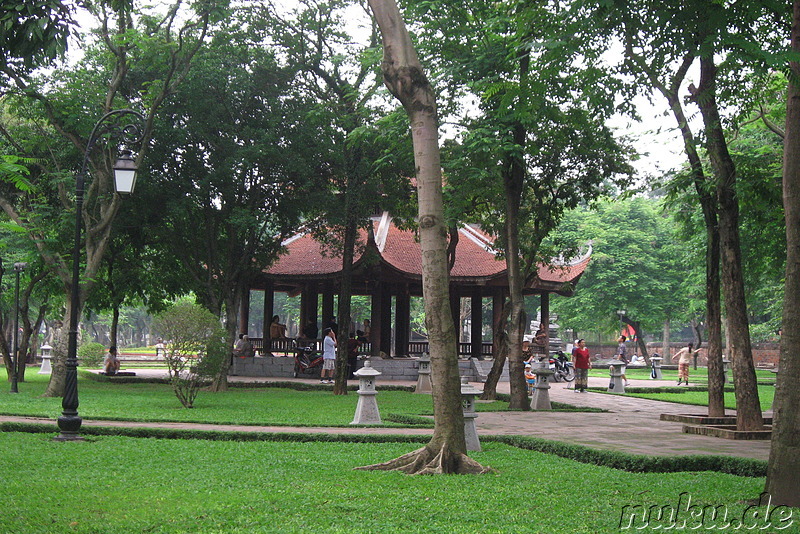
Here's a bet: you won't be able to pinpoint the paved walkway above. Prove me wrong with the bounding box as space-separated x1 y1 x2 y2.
1 370 771 461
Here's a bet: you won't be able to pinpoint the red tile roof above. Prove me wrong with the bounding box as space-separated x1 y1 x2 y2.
266 214 589 288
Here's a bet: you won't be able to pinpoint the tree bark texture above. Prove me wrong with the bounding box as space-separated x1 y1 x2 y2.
695 57 762 431
659 58 725 417
502 124 531 411
363 0 489 474
765 0 800 507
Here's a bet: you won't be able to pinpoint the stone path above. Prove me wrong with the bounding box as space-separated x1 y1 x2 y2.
1 370 771 461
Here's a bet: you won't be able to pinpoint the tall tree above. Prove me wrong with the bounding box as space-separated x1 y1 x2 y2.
411 0 632 406
0 0 227 397
551 198 691 348
143 9 322 391
766 0 800 509
583 0 785 428
359 0 489 474
266 0 413 394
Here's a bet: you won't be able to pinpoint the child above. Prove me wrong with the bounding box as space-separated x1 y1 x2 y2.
525 364 536 394
321 328 337 384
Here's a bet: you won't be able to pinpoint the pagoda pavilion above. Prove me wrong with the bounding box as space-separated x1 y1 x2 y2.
240 211 590 360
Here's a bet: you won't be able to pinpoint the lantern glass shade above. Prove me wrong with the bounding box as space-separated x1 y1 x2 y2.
113 150 138 193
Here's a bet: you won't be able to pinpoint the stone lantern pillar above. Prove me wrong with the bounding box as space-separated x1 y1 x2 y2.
650 356 663 379
722 357 731 384
351 360 382 425
38 344 53 375
460 376 482 451
530 364 554 410
608 361 626 393
415 352 432 394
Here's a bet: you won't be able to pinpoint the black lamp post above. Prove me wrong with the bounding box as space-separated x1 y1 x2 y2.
616 309 626 337
55 109 144 441
10 262 27 394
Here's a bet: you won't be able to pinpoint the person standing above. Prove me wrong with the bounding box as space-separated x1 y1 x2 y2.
572 339 592 393
346 332 362 379
672 342 701 385
321 328 337 384
617 335 630 387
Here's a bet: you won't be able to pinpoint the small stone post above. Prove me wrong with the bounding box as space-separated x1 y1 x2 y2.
460 376 482 451
351 360 382 425
608 361 626 393
530 363 554 410
650 356 663 380
38 344 53 375
415 352 432 394
771 368 779 411
722 357 731 384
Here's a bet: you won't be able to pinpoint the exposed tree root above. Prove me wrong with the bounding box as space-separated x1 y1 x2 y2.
355 444 494 475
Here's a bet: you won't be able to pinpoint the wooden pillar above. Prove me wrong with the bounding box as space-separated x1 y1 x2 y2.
263 281 274 340
322 283 335 332
450 284 461 352
395 284 411 357
300 283 318 335
492 288 506 358
470 286 483 359
239 288 250 336
380 283 393 356
370 286 382 357
541 292 550 350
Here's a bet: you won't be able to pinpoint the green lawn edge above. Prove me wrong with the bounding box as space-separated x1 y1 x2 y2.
0 421 766 478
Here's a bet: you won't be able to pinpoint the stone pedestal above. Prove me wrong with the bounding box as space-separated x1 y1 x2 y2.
415 353 432 394
650 357 663 380
38 344 53 375
771 368 779 411
461 377 482 451
530 367 554 410
608 361 626 393
722 357 731 384
351 360 382 425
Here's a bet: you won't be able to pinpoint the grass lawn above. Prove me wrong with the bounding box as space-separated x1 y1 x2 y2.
1 371 511 427
588 367 776 412
0 432 779 534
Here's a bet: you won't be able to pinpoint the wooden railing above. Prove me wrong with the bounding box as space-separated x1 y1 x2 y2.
249 338 493 357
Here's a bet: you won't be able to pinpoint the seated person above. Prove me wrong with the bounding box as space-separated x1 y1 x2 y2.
233 334 255 358
104 346 121 375
522 340 533 363
269 315 287 339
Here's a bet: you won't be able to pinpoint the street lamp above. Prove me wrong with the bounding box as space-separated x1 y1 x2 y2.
10 262 27 393
55 109 144 441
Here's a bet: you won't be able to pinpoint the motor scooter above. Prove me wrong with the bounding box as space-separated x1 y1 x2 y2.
293 345 323 377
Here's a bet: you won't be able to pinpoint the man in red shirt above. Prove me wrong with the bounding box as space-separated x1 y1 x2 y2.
572 339 592 393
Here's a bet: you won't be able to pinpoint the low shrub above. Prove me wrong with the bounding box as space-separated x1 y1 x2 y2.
77 342 106 368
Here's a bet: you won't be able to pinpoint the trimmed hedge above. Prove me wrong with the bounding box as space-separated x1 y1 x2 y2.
493 392 607 412
0 421 765 477
486 435 767 478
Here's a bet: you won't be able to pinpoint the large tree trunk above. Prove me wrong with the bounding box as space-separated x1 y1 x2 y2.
210 288 241 392
360 0 489 474
656 53 725 416
695 57 762 431
480 299 510 401
334 213 357 395
765 0 800 507
503 119 531 411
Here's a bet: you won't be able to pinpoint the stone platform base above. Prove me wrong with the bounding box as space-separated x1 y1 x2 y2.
661 413 773 425
682 424 772 440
